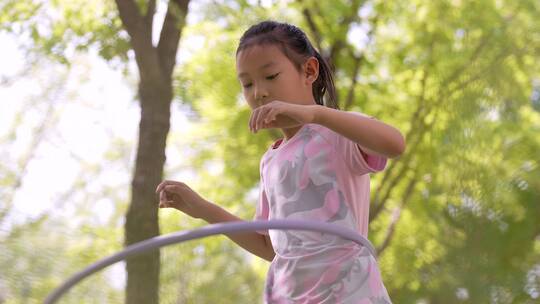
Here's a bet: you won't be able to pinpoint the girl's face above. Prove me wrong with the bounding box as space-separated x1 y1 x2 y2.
236 44 318 110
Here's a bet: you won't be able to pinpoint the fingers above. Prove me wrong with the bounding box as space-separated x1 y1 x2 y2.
158 187 167 208
250 107 262 133
156 180 181 194
156 180 184 209
163 184 179 197
261 107 275 130
249 108 255 132
258 107 277 130
264 108 277 125
159 190 167 208
156 181 166 194
250 106 274 133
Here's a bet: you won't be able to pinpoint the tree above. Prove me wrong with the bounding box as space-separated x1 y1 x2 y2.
113 1 191 303
1 0 192 302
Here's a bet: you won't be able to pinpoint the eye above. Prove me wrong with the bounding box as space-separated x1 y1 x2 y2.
266 73 280 80
242 83 252 89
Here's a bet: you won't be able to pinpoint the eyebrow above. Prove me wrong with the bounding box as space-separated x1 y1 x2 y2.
237 61 277 78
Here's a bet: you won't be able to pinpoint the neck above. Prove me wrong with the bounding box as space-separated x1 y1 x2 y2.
281 125 304 141
279 97 317 140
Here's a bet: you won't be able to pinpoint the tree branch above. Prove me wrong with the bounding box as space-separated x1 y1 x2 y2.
438 32 492 97
370 59 431 222
376 175 418 255
343 51 363 111
370 43 512 223
115 0 147 44
157 0 190 79
145 0 157 29
342 12 380 110
369 34 438 222
370 50 507 221
327 0 364 67
299 1 378 110
115 0 158 80
370 156 413 221
298 1 323 51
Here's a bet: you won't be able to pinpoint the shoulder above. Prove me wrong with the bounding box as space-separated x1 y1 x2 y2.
307 123 338 144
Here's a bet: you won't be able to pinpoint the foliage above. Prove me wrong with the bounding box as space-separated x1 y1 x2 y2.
1 0 539 303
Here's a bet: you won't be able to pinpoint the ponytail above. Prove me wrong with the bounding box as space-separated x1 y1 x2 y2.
312 50 338 109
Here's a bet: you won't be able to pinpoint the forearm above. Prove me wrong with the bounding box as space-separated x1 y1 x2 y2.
198 200 275 262
313 106 406 158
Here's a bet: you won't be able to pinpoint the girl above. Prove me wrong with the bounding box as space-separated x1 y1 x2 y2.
156 21 404 303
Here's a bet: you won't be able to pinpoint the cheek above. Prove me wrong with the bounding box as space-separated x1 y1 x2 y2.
272 75 291 89
276 78 303 98
243 92 256 107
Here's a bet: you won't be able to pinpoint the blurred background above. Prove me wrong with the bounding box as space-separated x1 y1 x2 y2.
1 0 539 303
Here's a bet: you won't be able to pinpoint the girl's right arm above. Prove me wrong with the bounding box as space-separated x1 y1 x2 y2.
156 180 275 262
199 200 275 262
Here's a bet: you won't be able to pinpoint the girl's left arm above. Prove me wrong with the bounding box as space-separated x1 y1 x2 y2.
313 106 406 159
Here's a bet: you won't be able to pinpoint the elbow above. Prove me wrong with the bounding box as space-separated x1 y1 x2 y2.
266 246 275 262
263 235 275 262
265 252 276 262
389 134 406 158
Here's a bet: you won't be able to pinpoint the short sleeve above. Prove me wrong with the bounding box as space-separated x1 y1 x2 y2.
253 183 269 220
253 157 270 235
253 182 270 235
331 113 388 175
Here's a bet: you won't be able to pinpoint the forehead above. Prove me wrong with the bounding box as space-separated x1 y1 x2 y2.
236 44 289 76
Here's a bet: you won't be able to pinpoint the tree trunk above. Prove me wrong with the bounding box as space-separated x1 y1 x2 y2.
125 79 171 304
114 0 190 303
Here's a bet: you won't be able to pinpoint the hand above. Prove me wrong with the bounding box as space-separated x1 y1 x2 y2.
249 100 319 133
155 180 207 219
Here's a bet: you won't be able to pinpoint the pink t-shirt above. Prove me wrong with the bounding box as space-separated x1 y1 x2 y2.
254 122 393 303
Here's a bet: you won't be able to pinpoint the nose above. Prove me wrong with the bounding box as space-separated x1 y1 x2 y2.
253 83 269 105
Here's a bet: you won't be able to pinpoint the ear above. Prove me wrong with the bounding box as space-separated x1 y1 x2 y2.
303 56 319 85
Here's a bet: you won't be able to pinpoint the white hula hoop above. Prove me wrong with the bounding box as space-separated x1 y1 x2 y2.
44 219 377 304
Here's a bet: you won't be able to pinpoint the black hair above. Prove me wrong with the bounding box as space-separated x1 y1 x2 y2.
236 20 339 109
